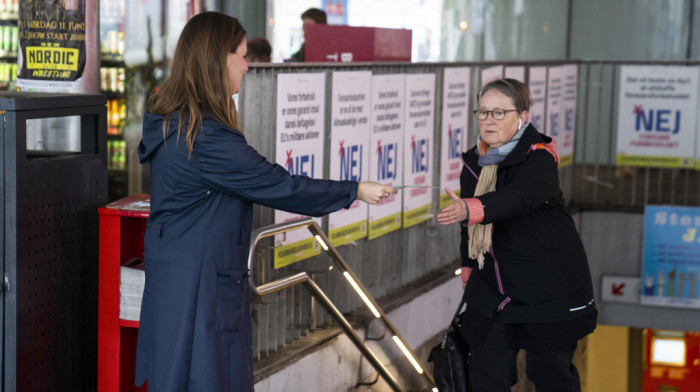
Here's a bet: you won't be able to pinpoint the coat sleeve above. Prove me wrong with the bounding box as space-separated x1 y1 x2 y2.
477 149 559 224
194 126 358 217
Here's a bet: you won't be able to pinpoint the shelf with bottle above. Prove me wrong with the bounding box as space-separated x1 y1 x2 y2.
0 0 17 21
100 65 126 97
0 60 16 90
100 0 125 27
100 29 124 63
107 138 127 172
102 70 127 172
107 97 126 136
100 0 125 63
106 97 127 172
0 21 17 59
0 0 17 91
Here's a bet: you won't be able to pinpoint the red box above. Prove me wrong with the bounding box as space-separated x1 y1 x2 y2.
304 24 412 62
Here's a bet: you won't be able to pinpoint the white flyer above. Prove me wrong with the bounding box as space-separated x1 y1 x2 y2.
328 71 372 246
560 64 578 167
440 67 470 209
616 65 698 168
528 66 547 132
504 66 525 83
274 72 326 268
480 65 503 86
368 74 405 240
403 73 436 228
546 65 565 153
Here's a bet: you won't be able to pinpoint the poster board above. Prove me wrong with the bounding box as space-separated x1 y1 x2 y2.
17 1 87 91
402 73 435 228
528 66 547 133
546 65 565 161
440 67 470 209
274 73 326 268
328 71 371 246
615 65 698 169
559 64 578 167
368 74 405 239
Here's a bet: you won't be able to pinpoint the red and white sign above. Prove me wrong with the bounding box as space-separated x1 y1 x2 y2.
601 275 641 304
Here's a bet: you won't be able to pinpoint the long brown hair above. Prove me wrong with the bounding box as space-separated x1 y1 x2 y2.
148 12 246 154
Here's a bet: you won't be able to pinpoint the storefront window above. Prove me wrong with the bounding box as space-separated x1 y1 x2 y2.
441 0 568 61
570 0 689 60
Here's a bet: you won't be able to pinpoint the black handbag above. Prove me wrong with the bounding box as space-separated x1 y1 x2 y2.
427 296 471 392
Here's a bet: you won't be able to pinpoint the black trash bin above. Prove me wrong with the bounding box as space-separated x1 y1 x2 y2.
0 92 107 391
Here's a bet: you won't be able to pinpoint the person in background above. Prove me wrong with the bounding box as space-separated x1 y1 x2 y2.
437 78 597 392
135 11 396 392
246 37 272 63
289 7 327 62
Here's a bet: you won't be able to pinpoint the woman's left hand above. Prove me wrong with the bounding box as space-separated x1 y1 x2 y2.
436 187 468 225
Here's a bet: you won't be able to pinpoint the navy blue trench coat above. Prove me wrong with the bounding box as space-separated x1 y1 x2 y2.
135 113 357 391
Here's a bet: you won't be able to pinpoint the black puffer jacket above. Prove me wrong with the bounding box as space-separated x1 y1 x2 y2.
460 125 596 325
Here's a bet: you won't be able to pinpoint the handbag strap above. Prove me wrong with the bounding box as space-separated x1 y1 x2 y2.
451 290 467 324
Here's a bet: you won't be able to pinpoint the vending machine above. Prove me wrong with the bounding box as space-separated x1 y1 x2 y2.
643 329 700 392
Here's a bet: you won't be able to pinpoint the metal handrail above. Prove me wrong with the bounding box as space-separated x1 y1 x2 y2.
247 217 436 392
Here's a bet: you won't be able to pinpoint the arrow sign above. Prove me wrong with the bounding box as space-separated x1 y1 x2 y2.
602 276 640 304
612 283 626 296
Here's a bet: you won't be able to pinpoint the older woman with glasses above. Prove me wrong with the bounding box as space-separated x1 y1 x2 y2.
437 78 597 392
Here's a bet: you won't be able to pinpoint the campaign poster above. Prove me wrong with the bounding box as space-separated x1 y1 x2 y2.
546 66 564 158
17 0 87 91
504 66 525 83
440 67 470 209
274 73 326 268
402 73 435 228
368 74 405 240
528 66 547 132
560 64 578 168
328 71 371 246
480 65 503 86
616 65 698 168
641 205 700 308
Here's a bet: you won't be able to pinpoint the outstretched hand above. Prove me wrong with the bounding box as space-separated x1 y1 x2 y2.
357 181 397 204
436 187 468 226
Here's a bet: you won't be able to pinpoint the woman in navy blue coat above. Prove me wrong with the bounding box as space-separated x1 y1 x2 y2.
437 79 596 392
134 12 396 391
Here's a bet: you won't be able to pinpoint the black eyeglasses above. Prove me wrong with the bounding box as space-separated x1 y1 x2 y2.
473 109 518 121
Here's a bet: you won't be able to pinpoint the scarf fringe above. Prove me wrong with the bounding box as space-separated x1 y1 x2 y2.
468 163 498 269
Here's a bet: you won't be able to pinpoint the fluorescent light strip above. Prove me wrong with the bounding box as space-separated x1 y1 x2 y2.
343 271 380 318
392 335 424 374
